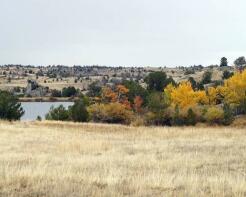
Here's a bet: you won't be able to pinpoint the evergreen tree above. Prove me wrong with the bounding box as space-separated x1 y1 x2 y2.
0 91 24 120
69 99 89 122
220 57 228 67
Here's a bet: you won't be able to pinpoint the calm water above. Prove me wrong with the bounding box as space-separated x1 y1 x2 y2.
21 102 74 121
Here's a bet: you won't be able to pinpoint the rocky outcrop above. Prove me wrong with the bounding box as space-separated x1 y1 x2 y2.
25 80 48 97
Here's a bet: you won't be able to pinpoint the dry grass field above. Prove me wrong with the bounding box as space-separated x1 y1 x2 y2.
0 121 246 196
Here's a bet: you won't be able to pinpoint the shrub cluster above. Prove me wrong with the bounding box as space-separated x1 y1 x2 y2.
46 69 245 126
45 97 89 122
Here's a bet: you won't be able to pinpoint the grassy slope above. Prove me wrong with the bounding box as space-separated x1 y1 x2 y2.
0 121 246 196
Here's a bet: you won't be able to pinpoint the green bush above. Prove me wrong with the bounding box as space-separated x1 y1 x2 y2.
51 89 62 97
0 90 24 121
45 105 69 121
69 99 89 122
62 86 77 97
222 104 234 125
204 106 224 124
222 70 233 80
147 92 169 112
186 108 197 126
201 71 212 84
170 106 202 126
172 105 184 126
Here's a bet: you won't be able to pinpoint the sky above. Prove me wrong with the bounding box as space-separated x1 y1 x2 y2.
0 0 246 67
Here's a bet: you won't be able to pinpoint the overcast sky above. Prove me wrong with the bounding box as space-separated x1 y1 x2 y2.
0 0 245 67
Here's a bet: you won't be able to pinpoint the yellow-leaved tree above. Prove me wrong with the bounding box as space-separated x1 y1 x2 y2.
164 82 208 108
207 87 218 105
218 70 246 105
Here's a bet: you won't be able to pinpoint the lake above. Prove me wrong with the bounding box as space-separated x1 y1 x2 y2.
21 102 74 121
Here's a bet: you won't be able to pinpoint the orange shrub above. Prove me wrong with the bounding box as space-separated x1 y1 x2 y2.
88 102 133 125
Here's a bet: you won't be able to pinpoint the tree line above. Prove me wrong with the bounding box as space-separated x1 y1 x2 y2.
0 68 245 126
43 69 246 126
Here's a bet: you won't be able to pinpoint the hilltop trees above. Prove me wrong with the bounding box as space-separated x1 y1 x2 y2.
220 57 228 67
0 91 24 120
234 56 246 69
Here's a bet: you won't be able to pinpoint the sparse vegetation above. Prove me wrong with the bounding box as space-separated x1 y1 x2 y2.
0 121 246 197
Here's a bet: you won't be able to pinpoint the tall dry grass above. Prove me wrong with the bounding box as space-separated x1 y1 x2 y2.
0 121 246 196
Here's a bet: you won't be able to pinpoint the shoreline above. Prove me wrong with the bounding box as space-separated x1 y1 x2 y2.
18 97 77 102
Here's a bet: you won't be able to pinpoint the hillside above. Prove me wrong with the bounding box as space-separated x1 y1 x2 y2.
0 64 234 93
0 121 246 196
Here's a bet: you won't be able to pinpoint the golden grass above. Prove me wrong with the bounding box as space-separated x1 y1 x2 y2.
0 121 246 196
